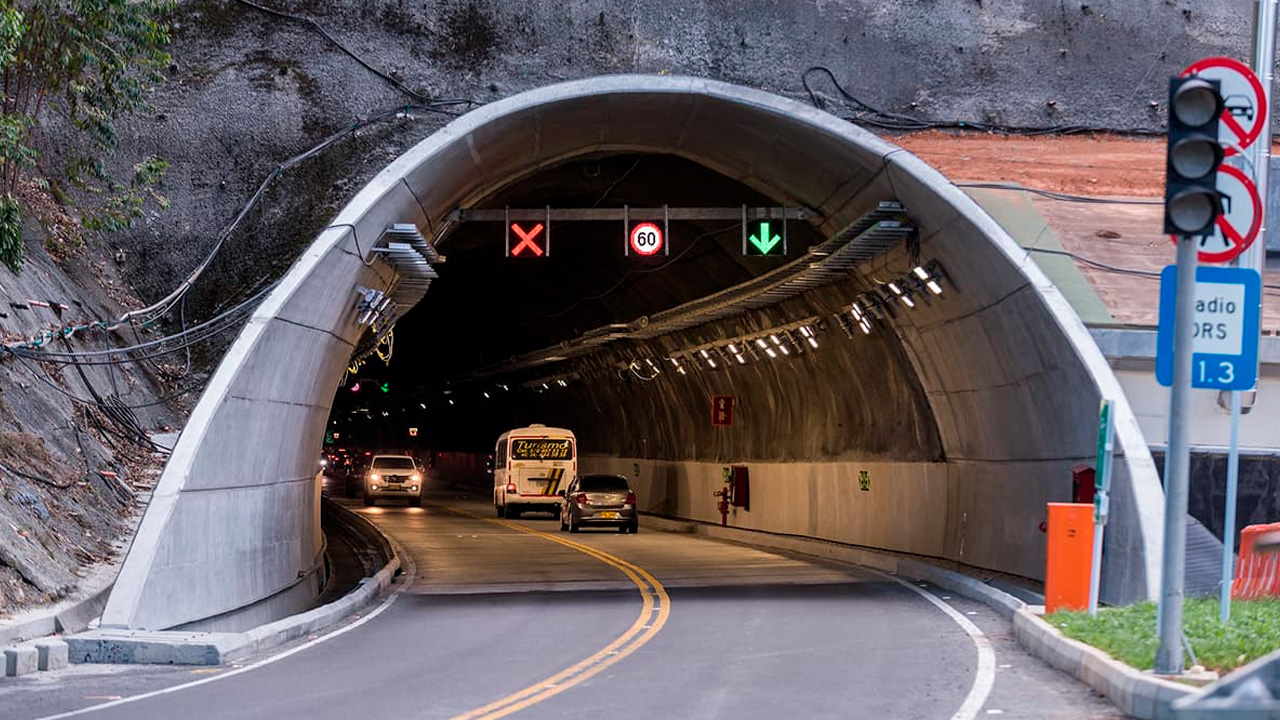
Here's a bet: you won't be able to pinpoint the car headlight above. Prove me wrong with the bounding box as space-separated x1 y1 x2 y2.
411 473 422 482
369 473 380 481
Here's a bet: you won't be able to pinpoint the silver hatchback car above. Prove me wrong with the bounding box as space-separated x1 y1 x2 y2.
560 474 638 533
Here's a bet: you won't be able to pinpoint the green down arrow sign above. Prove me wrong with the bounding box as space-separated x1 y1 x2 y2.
747 220 784 255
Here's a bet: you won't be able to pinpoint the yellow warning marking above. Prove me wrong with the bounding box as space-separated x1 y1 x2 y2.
443 507 670 720
187 668 221 675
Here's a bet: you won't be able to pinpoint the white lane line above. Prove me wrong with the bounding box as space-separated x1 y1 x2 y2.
867 570 997 720
31 539 417 720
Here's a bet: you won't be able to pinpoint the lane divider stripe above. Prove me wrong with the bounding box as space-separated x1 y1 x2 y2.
442 506 670 720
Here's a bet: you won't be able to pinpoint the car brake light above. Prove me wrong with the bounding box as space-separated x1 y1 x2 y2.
506 482 517 493
575 493 588 505
626 492 636 505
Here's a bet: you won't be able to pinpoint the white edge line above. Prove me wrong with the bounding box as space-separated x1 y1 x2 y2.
31 519 415 720
865 569 997 720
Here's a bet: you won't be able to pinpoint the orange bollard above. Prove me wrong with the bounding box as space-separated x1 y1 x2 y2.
1230 522 1280 600
1045 503 1095 614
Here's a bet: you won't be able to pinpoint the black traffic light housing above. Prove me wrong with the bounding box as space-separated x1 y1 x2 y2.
1165 75 1225 236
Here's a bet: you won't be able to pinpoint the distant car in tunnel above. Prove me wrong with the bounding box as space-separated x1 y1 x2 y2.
560 474 638 533
363 454 424 506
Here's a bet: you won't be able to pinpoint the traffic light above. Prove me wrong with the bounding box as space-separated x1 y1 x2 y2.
1165 76 1225 236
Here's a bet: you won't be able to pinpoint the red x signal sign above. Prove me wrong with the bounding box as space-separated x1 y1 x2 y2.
508 222 547 257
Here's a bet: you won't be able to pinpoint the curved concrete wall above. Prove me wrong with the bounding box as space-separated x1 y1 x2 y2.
103 75 1164 630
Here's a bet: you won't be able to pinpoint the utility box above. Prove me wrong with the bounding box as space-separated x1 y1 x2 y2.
1045 503 1094 614
729 466 749 511
1071 465 1096 506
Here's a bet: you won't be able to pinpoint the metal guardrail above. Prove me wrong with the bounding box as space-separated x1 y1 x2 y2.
1172 648 1280 718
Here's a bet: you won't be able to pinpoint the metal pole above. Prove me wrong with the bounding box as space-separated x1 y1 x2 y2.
1155 235 1198 675
1088 400 1115 616
1246 0 1276 279
1220 390 1243 622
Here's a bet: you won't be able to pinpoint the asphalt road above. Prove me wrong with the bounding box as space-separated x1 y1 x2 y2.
0 491 1124 720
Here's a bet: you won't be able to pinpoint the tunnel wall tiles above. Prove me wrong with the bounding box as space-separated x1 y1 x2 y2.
185 396 330 492
132 477 320 631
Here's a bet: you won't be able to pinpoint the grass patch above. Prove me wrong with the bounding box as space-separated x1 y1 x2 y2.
1046 597 1280 673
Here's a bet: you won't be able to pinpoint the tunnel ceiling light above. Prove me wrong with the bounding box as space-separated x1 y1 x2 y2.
557 378 568 387
499 383 509 391
483 391 490 398
419 403 426 409
807 336 819 348
734 352 747 364
769 334 781 345
448 399 454 405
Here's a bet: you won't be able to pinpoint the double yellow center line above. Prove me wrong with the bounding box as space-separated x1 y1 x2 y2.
444 509 671 720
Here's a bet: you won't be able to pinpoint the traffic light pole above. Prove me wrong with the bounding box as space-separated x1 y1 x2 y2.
1155 234 1198 675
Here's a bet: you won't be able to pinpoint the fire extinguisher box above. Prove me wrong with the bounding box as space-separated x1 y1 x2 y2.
730 466 749 511
1044 502 1094 614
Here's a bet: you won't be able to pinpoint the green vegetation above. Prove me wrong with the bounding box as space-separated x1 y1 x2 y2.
0 0 174 273
1047 598 1280 673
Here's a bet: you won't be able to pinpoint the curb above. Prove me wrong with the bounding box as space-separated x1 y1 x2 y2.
0 582 113 647
65 500 400 666
641 514 1194 720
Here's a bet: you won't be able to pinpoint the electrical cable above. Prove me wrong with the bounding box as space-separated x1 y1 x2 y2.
1028 246 1280 294
541 222 743 320
7 281 278 361
0 458 78 490
801 66 1165 138
231 0 476 110
956 182 1163 205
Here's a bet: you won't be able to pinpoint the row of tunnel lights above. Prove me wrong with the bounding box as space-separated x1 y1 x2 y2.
352 260 950 408
636 260 948 377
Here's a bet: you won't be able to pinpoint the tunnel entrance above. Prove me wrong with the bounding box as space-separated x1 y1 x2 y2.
101 76 1165 632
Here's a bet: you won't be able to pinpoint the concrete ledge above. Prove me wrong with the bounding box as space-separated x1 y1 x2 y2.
65 501 401 666
642 513 1194 720
4 645 37 676
0 582 114 647
65 629 249 665
35 638 68 671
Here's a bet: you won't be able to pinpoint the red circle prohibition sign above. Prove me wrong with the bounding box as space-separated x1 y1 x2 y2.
1167 163 1262 264
629 222 664 256
1181 56 1267 157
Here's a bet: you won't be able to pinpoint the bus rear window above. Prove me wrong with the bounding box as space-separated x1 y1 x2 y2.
510 438 574 460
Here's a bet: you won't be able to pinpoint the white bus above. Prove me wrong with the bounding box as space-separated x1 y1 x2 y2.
493 424 576 519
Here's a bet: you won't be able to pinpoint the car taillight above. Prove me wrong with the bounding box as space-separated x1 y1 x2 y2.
625 492 636 505
575 493 588 505
506 482 517 493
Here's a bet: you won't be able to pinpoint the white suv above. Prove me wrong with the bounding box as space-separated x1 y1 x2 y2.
363 454 423 506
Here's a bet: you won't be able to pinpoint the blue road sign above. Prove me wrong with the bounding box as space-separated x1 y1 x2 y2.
1156 265 1261 390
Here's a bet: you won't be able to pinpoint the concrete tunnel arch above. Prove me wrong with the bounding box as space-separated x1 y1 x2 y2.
101 75 1166 632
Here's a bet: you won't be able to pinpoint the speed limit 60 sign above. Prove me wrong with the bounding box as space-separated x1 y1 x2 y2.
628 222 665 257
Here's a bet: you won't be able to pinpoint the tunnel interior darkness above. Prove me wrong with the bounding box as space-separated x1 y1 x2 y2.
102 77 1162 633
328 151 943 459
